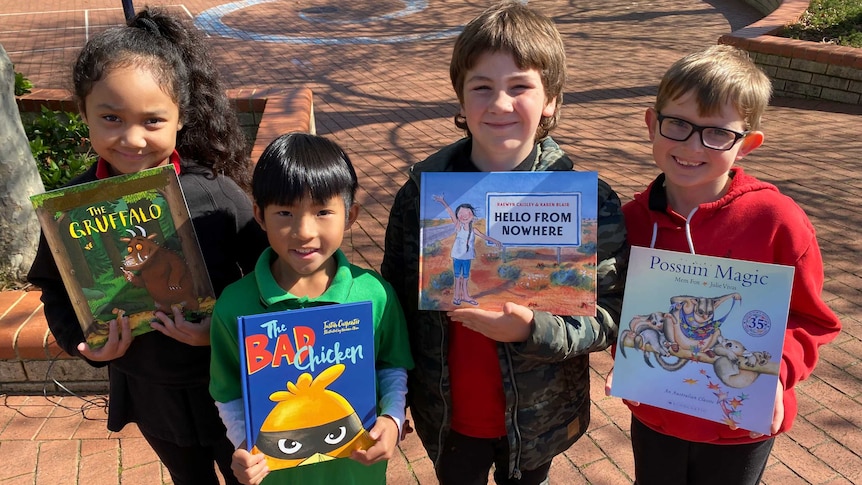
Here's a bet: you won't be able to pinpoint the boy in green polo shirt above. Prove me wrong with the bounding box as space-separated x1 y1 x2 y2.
209 133 414 485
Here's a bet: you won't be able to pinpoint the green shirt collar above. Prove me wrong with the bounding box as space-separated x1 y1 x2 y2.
254 247 353 308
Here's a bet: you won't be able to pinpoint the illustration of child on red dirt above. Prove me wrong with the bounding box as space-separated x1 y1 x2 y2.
433 194 501 306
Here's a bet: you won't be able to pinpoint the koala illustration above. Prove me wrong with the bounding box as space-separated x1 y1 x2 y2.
711 336 771 388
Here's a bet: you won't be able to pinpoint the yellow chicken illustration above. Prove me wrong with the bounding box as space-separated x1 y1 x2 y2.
252 363 375 470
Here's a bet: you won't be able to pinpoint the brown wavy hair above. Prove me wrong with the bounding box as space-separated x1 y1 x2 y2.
449 1 566 140
655 45 772 131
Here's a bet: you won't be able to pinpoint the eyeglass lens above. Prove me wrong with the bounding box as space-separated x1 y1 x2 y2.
660 116 739 150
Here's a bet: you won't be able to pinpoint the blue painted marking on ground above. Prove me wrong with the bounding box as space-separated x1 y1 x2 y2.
299 0 426 24
194 0 462 45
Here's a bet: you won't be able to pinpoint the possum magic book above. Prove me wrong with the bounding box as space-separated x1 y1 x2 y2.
419 171 598 315
30 165 214 349
237 301 377 470
610 246 795 435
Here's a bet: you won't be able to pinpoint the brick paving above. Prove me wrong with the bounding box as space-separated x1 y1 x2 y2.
2 0 861 483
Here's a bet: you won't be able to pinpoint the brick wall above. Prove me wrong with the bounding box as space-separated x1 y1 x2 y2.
720 0 862 105
0 290 109 393
753 54 862 104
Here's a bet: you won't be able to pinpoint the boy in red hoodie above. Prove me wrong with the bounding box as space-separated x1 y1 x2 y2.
608 45 842 485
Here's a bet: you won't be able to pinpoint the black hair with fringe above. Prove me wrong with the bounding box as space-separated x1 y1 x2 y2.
252 133 358 212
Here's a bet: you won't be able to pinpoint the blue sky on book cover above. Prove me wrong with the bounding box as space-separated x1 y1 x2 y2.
237 301 377 469
610 246 795 435
419 171 598 315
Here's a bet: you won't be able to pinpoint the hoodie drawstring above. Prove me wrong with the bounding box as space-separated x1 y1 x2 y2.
650 206 699 254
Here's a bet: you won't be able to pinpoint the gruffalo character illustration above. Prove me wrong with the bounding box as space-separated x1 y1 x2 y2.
120 226 199 311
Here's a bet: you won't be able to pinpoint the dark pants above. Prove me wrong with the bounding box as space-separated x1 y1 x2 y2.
140 430 241 485
631 416 774 485
436 430 552 485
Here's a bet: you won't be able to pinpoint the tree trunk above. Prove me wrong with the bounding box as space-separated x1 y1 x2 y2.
0 44 44 286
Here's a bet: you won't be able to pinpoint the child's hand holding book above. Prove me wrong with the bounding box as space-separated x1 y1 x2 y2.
77 314 133 361
350 415 399 465
231 444 269 485
151 305 211 346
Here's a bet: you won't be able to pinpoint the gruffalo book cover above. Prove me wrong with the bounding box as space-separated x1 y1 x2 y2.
419 171 598 315
30 165 214 349
237 301 377 470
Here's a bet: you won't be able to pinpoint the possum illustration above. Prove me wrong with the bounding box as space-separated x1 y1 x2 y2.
711 336 771 388
620 312 673 367
635 328 671 368
655 293 742 371
120 227 199 312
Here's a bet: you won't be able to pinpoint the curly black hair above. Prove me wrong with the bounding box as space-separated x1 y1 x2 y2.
72 7 250 188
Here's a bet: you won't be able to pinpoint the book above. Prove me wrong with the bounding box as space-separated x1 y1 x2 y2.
610 246 795 435
419 171 598 315
30 165 214 349
237 301 377 471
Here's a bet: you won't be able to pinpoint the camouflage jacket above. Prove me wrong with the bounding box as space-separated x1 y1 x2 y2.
381 136 627 478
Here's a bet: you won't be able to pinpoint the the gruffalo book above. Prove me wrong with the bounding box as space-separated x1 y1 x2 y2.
237 301 377 470
610 246 794 435
419 171 598 315
30 165 214 349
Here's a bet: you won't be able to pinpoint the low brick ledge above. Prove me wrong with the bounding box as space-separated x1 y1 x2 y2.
249 86 316 160
3 86 314 393
0 289 105 393
719 0 862 104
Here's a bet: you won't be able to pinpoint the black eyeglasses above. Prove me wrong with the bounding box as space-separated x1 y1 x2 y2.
656 113 749 151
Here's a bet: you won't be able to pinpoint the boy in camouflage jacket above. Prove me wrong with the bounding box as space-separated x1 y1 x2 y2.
381 2 627 483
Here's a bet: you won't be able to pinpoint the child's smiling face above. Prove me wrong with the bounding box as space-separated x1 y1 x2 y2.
82 65 182 175
456 207 474 223
647 90 762 210
460 51 556 172
254 195 357 296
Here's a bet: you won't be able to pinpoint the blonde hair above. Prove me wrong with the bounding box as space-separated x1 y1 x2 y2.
655 45 772 130
450 1 566 139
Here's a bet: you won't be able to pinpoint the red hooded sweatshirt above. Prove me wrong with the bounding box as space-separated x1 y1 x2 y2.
621 167 841 444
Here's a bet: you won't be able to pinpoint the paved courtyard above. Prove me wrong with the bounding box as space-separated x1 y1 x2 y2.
1 0 860 483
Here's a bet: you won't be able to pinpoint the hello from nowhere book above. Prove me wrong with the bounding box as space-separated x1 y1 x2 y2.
419 171 598 315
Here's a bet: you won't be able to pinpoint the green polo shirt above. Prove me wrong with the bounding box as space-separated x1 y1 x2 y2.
210 247 413 484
